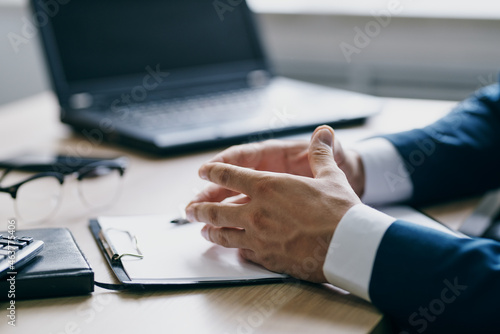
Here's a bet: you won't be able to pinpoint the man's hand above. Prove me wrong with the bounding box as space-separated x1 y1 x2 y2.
186 126 361 282
188 131 365 206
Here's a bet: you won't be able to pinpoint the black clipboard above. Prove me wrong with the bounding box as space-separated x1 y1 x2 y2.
89 218 292 289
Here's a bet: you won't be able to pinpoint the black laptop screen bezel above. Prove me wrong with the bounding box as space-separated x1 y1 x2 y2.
31 0 270 109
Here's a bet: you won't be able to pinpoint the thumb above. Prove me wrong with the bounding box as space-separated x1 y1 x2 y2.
308 126 338 179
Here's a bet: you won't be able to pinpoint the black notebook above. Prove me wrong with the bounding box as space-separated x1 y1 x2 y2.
0 228 94 300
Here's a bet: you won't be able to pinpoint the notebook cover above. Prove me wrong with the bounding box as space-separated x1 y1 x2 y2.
0 228 94 300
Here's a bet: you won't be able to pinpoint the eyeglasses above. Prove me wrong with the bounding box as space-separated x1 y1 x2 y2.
0 160 127 224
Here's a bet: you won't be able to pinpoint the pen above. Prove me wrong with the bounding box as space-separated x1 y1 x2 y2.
170 218 191 225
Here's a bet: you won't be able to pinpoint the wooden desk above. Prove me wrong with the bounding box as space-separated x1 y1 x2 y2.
0 92 477 334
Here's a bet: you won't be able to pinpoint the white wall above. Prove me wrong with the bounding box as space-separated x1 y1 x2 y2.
0 1 499 107
256 13 500 100
0 4 48 106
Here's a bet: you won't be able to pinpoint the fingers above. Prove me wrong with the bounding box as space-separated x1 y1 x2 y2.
332 135 346 167
201 225 248 249
186 202 247 228
239 248 258 263
225 194 251 205
208 142 264 167
308 126 339 179
199 162 262 196
207 140 308 174
189 184 239 205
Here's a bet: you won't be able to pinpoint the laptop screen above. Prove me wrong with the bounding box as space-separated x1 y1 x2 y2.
44 0 265 86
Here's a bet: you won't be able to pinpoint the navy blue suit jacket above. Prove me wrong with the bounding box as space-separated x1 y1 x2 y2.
370 84 500 333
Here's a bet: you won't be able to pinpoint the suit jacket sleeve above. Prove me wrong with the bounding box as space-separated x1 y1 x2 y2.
369 220 500 333
383 83 500 206
323 204 500 333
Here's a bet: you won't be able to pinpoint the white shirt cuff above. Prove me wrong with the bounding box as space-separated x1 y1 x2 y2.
323 204 396 302
353 138 413 205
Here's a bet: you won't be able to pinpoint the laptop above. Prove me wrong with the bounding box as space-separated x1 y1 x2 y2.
32 0 382 155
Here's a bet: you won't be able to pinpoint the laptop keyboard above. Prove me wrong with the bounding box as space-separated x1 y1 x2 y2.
105 88 263 131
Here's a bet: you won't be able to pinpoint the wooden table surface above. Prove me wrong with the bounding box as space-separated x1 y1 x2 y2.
0 92 478 334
